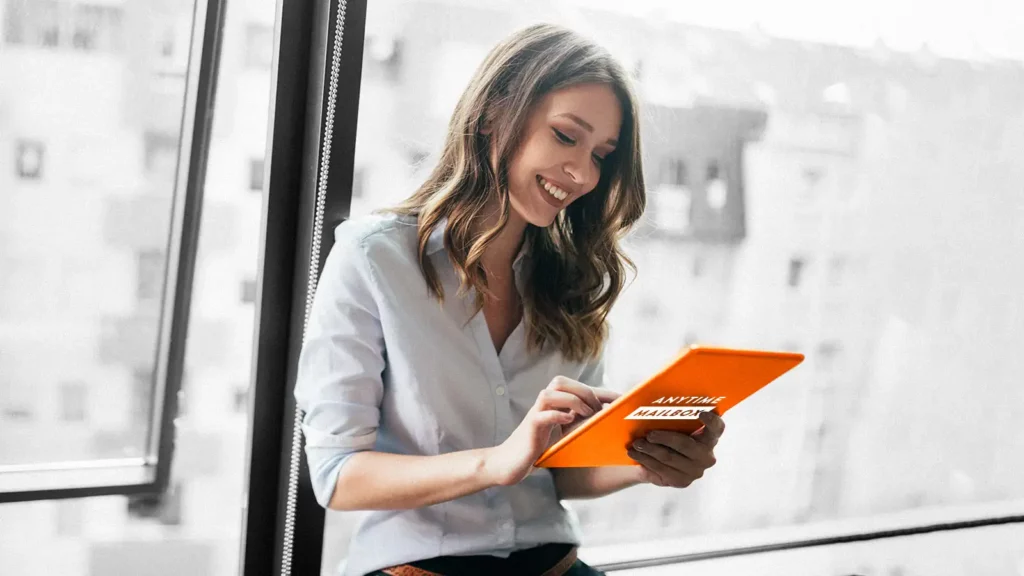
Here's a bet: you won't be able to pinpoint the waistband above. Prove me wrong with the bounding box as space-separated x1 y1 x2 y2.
380 543 577 576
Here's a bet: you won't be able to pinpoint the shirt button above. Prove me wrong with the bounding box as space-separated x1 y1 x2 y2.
495 386 506 396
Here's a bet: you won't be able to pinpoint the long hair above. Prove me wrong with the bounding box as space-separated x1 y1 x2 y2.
388 23 646 363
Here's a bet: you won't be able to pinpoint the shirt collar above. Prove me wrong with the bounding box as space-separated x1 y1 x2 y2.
424 217 532 272
426 218 447 256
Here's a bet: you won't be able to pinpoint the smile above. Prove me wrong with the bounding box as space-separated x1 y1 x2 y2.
537 176 570 201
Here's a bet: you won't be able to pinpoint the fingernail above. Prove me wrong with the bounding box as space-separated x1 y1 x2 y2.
632 441 645 452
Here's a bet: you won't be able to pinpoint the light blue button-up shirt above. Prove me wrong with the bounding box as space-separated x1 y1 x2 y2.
294 213 604 576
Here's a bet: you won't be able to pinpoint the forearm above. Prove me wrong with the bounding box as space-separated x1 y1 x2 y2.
327 448 499 511
552 465 645 500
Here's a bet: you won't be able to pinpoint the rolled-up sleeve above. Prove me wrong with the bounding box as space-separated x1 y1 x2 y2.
294 223 386 508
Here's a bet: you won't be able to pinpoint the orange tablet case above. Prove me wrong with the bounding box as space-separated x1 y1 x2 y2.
534 345 805 468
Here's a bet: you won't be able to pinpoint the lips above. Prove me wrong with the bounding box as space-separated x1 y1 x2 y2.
536 175 577 210
538 175 570 201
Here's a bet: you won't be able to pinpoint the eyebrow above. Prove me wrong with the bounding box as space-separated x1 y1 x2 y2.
556 113 618 146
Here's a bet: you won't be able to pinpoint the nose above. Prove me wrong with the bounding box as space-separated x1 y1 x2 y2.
562 154 598 192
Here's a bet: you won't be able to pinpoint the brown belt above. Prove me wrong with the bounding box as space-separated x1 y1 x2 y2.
381 546 577 576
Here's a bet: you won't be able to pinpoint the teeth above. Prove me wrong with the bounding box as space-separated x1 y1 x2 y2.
539 177 568 201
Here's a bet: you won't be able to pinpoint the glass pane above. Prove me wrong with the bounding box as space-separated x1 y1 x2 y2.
335 0 1024 570
0 0 197 485
0 0 275 571
594 522 1024 575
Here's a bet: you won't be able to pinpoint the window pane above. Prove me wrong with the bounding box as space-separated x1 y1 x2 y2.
339 0 1024 569
0 0 276 573
588 522 1024 575
0 0 199 485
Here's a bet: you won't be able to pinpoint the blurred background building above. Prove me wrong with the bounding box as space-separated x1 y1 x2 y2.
2 0 1023 574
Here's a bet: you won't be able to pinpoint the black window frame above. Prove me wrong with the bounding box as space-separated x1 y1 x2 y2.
0 0 224 504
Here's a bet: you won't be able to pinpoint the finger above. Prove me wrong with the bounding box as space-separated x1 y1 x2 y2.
632 438 707 477
693 412 726 447
646 431 717 469
627 448 695 487
637 464 667 487
625 448 667 486
548 377 604 413
533 409 576 429
593 387 621 405
537 388 595 418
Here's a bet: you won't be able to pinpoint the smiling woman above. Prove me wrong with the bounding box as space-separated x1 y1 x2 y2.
293 23 664 576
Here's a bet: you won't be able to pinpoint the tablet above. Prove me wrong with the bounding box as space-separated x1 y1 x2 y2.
534 345 805 468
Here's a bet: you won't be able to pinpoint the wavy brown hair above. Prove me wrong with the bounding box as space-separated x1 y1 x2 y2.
388 23 646 363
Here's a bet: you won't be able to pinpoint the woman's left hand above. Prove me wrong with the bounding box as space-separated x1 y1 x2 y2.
627 411 725 488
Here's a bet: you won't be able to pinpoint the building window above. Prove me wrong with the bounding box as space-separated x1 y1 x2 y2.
692 253 705 279
240 278 257 305
4 2 122 51
131 368 154 430
663 158 688 187
60 381 87 422
816 341 843 372
233 386 249 414
144 131 179 178
1 406 33 421
16 140 45 180
828 255 847 287
351 167 365 199
788 257 806 288
655 158 692 233
72 4 123 52
249 158 264 192
705 160 728 211
137 250 165 302
637 297 660 319
244 24 274 69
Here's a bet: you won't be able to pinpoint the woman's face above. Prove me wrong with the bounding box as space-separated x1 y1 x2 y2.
504 83 622 228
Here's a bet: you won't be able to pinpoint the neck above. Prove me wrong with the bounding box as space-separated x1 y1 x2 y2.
478 201 528 279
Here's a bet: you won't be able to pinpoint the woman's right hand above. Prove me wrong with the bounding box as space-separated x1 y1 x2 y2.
484 376 620 487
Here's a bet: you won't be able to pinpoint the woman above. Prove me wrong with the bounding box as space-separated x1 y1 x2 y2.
295 23 725 576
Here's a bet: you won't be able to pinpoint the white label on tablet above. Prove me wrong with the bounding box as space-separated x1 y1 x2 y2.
625 405 716 420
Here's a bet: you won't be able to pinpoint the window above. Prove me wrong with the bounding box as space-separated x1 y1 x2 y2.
244 23 273 69
653 159 692 233
788 257 806 288
232 385 249 414
705 159 728 211
1 0 269 572
663 158 687 186
692 253 705 279
59 381 87 422
248 157 264 192
240 278 257 304
136 249 165 302
352 166 366 198
3 1 123 52
0 0 224 506
15 140 44 179
828 255 848 287
143 131 179 178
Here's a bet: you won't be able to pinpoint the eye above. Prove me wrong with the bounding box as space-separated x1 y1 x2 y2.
553 128 575 145
592 153 606 167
